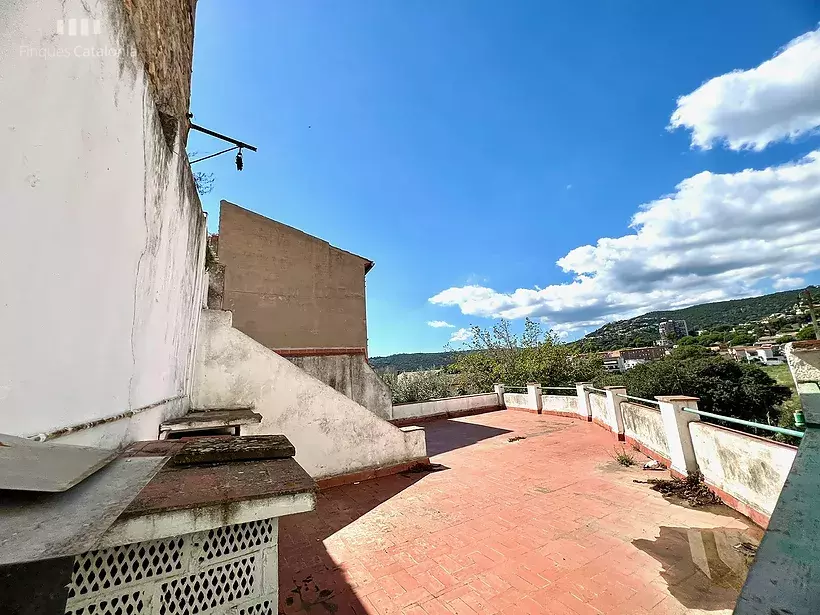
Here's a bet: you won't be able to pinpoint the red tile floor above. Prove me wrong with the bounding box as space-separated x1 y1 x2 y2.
279 410 763 614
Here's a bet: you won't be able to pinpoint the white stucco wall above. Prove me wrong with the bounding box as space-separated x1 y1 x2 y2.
503 392 530 409
392 393 499 422
0 0 206 442
541 394 579 414
192 311 427 479
690 422 797 518
589 392 608 424
622 403 670 458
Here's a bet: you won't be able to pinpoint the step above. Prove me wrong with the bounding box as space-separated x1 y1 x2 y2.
159 408 262 439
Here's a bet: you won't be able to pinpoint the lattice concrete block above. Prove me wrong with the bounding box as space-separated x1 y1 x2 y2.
64 518 279 615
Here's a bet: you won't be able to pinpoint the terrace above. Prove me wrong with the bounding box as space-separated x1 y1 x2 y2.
279 410 762 615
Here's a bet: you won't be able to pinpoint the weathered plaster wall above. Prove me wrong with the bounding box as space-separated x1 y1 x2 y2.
622 403 670 458
286 354 392 420
192 311 426 479
392 393 499 423
0 0 205 441
690 422 797 518
589 392 608 424
503 393 530 410
218 201 370 350
541 395 578 414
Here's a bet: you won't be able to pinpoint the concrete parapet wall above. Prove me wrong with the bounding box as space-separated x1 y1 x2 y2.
622 402 669 459
589 392 609 426
503 392 532 412
392 393 500 424
689 422 797 523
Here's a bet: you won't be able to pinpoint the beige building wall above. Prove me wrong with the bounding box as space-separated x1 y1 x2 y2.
218 200 372 351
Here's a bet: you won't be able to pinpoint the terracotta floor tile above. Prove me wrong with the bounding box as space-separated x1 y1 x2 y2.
278 411 758 615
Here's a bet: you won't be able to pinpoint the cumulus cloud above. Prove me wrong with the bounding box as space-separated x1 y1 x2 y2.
670 27 820 150
449 328 473 343
773 276 805 290
427 320 455 328
430 151 820 332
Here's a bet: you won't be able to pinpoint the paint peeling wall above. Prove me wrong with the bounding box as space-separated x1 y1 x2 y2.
392 393 499 423
622 403 669 458
192 311 427 479
690 422 797 518
0 0 205 441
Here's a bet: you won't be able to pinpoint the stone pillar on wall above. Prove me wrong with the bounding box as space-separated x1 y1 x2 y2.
657 396 701 477
575 382 593 421
494 384 506 409
526 383 543 414
604 386 627 440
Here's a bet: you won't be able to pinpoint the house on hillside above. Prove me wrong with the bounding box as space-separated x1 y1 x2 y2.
213 200 392 419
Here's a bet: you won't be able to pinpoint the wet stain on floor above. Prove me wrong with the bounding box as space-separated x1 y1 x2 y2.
634 526 759 610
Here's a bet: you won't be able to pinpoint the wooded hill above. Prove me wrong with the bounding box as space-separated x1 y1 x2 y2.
369 287 815 371
583 288 812 350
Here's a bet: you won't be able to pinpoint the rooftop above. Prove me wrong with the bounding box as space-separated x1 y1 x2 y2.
279 411 762 615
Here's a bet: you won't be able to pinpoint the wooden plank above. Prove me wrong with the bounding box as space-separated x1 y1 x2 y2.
171 435 296 465
0 433 118 492
0 455 167 565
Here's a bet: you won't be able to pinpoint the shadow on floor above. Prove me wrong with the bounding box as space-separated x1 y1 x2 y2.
633 526 755 611
423 417 513 456
279 471 431 614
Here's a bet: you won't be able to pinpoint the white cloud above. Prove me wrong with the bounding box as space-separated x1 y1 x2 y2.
566 184 573 190
670 26 820 150
449 328 473 343
430 151 820 332
773 276 805 290
427 320 455 328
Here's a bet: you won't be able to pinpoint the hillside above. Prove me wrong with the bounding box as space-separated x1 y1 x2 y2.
584 288 811 350
369 351 463 373
370 287 815 370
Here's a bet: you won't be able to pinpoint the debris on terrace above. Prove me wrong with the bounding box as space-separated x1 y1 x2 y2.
636 471 722 507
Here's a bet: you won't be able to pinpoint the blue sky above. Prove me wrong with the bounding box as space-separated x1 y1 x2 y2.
189 2 820 356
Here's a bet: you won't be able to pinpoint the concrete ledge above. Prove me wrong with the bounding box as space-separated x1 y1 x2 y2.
390 405 501 427
507 406 539 414
274 347 367 357
316 457 430 490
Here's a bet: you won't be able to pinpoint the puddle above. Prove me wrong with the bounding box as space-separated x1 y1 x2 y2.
634 526 758 610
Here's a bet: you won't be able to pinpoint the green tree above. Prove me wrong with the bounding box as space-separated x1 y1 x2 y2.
379 369 453 404
449 319 602 393
730 332 755 346
776 335 796 344
603 346 791 427
796 325 817 341
677 335 699 346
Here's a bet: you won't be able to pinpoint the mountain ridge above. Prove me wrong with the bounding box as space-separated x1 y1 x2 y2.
370 287 813 371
